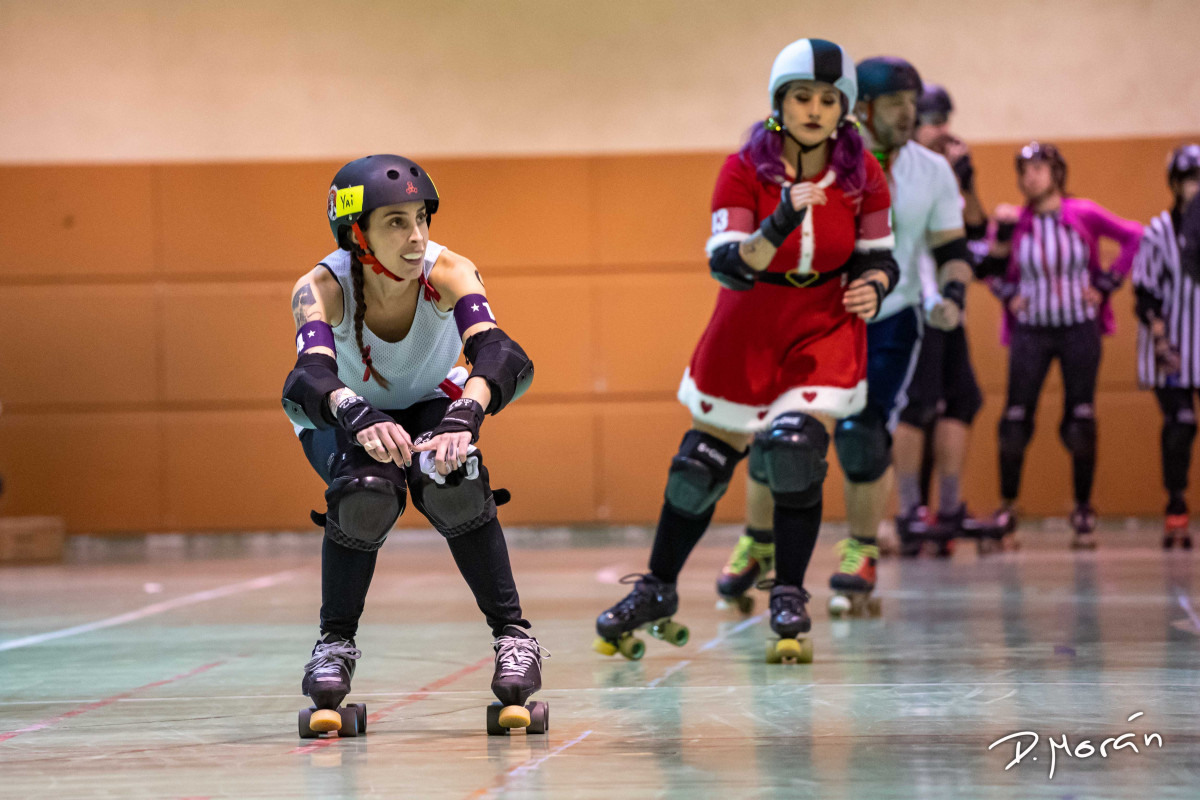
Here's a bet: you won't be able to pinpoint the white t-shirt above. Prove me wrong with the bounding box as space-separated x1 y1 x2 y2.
875 141 964 322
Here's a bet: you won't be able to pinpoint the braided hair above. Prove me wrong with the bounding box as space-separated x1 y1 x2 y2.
348 249 392 390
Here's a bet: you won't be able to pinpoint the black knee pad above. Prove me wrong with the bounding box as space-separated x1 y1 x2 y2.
408 447 498 539
1059 404 1097 460
998 406 1034 459
664 430 745 519
898 399 940 429
834 409 891 483
754 413 829 508
325 474 406 552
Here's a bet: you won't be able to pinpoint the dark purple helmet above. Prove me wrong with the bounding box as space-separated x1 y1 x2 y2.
327 155 440 250
1016 141 1067 189
1168 143 1200 184
918 83 953 120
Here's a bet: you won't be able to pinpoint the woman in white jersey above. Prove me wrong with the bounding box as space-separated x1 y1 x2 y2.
281 154 546 738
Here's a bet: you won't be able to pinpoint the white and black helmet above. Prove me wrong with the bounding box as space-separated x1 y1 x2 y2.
768 38 857 116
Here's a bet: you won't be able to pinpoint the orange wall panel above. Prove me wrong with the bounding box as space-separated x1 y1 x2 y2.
0 413 163 531
159 282 296 403
0 165 156 280
0 285 157 405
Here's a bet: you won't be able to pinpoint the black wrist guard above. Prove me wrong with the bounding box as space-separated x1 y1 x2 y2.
995 220 1017 243
975 253 1009 279
759 188 806 248
1093 270 1122 296
430 398 485 444
866 280 887 320
708 241 756 291
943 280 967 310
335 395 394 438
953 154 975 193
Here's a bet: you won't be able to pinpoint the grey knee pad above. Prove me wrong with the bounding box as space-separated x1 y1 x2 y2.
834 409 891 483
325 475 406 552
408 448 498 538
754 413 829 508
1059 404 1097 460
998 406 1034 460
664 430 745 519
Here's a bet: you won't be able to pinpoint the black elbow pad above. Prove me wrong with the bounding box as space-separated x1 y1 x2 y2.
708 241 756 291
463 328 534 415
932 237 971 268
1134 287 1163 326
282 352 344 429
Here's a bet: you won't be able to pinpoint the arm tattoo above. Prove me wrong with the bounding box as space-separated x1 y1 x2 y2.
474 269 485 287
291 283 319 326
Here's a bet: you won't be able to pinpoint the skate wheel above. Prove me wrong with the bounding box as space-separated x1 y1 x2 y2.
867 596 882 617
654 620 689 647
592 637 618 657
498 704 531 729
298 707 319 739
336 706 359 737
734 595 754 614
617 634 645 661
770 638 805 665
309 708 342 734
828 594 851 618
486 702 507 736
346 702 367 734
526 701 548 735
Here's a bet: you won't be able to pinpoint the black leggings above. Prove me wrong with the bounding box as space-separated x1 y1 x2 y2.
300 398 528 639
999 321 1101 505
1154 387 1199 513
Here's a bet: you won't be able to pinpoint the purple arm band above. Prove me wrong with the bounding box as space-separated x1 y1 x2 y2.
453 293 496 336
296 320 336 355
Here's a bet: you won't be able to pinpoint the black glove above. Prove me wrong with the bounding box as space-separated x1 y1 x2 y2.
995 220 1017 243
1093 271 1122 296
759 186 807 248
334 394 394 438
428 398 485 444
952 153 975 193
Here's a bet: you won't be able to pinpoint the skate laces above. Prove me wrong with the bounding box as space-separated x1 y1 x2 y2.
755 579 811 606
492 635 550 678
834 538 879 573
612 573 663 617
304 640 362 678
725 536 773 573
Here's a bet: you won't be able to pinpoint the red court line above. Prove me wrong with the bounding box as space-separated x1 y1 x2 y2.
290 655 493 753
0 660 225 743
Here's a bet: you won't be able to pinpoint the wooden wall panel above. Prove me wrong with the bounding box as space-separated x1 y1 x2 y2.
0 165 156 279
0 413 162 531
0 285 157 406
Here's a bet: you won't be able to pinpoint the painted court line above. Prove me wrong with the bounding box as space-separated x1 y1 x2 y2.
698 613 765 652
466 729 595 799
289 655 494 753
0 661 224 743
1176 593 1200 634
0 570 299 652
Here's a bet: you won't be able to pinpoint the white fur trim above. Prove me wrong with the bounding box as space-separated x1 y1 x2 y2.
855 234 895 251
678 368 866 432
705 231 750 257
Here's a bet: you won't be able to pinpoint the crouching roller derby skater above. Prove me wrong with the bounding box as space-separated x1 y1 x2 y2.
715 56 973 617
1131 144 1200 549
594 38 899 665
281 155 546 737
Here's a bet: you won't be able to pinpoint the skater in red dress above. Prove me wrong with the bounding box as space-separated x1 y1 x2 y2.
594 38 899 663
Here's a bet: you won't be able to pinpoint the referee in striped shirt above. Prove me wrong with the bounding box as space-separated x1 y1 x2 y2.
1132 144 1200 549
979 142 1142 548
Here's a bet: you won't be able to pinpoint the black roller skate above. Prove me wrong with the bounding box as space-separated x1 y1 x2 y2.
487 626 550 736
828 538 881 618
927 506 965 559
763 583 813 664
1163 513 1193 550
895 508 930 558
593 573 689 661
298 633 366 739
715 533 774 614
1070 504 1098 550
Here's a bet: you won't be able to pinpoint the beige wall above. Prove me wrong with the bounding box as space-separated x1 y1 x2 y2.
2 0 1198 164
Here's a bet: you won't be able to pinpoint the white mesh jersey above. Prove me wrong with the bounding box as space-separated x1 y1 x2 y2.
291 242 466 434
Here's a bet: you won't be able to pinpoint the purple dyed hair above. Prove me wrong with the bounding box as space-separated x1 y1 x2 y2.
739 117 867 197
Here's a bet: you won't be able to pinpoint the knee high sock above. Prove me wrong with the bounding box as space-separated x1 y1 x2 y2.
1071 452 1096 507
773 499 822 588
320 536 378 640
648 502 715 584
447 518 530 637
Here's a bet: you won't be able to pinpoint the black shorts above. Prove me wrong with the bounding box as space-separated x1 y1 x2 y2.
899 325 983 427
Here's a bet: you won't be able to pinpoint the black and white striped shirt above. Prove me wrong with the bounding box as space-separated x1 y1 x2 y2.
1014 212 1094 327
1133 212 1200 388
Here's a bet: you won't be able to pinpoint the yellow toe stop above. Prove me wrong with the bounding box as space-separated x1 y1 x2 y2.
592 637 618 656
498 705 531 728
309 709 342 733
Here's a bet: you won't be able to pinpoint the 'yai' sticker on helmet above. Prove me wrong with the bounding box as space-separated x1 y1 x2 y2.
334 185 365 218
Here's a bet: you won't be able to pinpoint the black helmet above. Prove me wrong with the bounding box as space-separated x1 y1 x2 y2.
917 83 953 120
1168 143 1200 184
327 154 440 249
855 56 923 104
1016 141 1067 189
